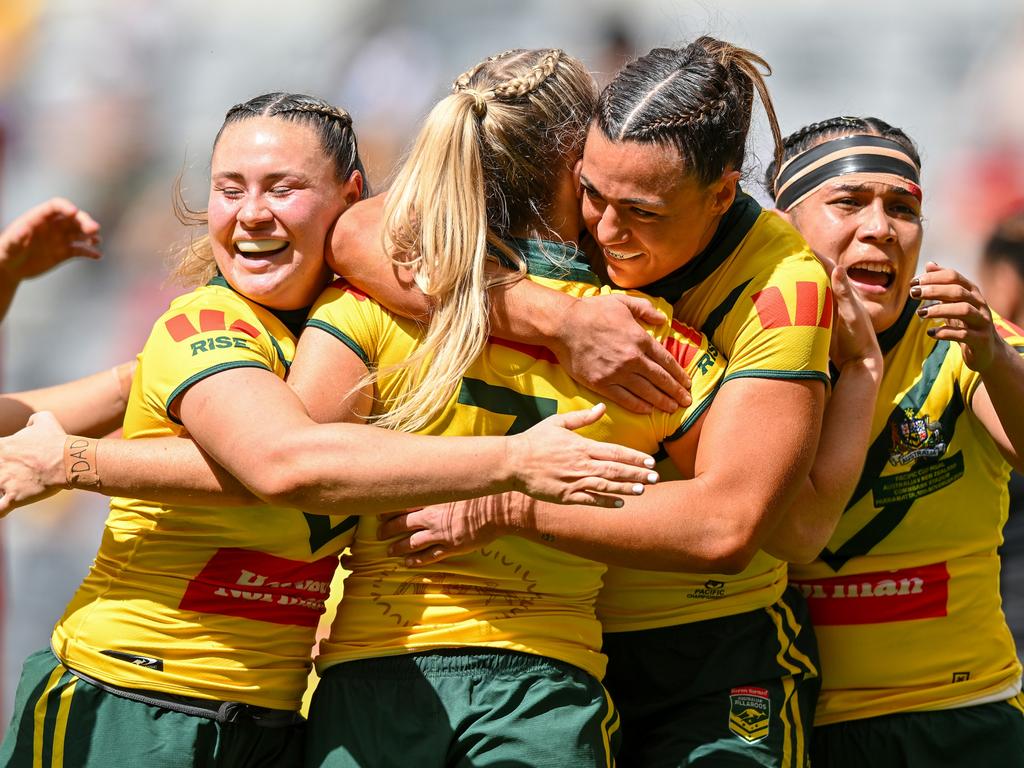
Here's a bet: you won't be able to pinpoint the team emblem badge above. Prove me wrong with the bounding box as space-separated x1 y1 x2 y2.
728 686 770 743
889 409 946 465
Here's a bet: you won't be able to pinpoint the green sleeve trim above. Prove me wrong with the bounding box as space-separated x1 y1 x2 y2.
722 368 830 385
165 361 273 425
305 319 372 369
663 385 719 443
267 333 291 372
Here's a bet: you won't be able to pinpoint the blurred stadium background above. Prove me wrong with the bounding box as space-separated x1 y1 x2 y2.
1 0 1023 722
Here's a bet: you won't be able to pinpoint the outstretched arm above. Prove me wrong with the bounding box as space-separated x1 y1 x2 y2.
0 361 135 437
0 198 101 321
383 375 825 573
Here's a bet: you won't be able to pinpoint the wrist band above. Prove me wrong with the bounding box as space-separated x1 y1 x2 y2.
64 436 101 488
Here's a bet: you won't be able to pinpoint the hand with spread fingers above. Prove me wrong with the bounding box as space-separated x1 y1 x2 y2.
508 403 658 507
911 261 1003 372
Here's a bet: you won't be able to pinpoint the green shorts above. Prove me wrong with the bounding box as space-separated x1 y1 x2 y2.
602 586 820 768
811 695 1024 768
0 647 304 768
305 648 619 768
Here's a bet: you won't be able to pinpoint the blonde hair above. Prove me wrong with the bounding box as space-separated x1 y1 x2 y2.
371 49 596 432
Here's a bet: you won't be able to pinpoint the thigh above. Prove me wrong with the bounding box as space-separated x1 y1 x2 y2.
452 657 619 768
0 648 215 768
812 697 1024 768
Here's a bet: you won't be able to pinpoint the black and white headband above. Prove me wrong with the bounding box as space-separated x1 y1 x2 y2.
774 134 921 212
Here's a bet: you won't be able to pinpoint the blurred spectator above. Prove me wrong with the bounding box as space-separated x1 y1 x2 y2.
979 210 1024 656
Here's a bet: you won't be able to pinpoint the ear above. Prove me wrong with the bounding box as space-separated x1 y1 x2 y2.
709 169 741 215
340 170 364 207
572 157 583 199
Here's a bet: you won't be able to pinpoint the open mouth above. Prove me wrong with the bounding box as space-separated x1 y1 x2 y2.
846 261 894 290
234 239 289 257
605 249 643 262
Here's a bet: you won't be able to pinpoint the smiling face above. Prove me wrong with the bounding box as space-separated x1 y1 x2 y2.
578 125 738 288
208 116 360 310
786 177 923 333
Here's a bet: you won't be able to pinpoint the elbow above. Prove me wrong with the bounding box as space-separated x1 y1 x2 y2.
240 438 309 507
701 527 762 575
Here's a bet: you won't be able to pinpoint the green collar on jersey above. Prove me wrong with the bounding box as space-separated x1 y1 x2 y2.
637 189 762 304
208 274 311 338
493 237 601 286
876 297 921 356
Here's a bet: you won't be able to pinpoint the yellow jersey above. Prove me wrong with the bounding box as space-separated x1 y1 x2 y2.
598 192 833 632
308 239 727 680
51 277 355 711
789 303 1024 724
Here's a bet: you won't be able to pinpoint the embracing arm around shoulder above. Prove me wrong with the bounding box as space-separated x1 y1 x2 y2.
384 375 825 573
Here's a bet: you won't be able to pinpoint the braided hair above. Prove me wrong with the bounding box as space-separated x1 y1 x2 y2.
218 92 367 195
764 116 920 199
597 36 782 187
374 48 597 432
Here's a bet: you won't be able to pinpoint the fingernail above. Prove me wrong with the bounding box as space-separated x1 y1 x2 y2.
910 276 920 286
614 498 624 508
916 306 928 317
644 457 656 469
632 483 644 495
909 286 922 298
647 472 659 484
926 327 937 337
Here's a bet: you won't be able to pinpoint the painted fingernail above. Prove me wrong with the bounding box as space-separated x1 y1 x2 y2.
909 286 922 298
614 499 624 508
647 472 659 484
926 327 937 337
644 457 656 469
910 276 920 286
916 306 928 317
632 483 645 495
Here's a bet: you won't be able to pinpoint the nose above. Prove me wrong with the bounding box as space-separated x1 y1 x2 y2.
238 192 273 228
594 205 629 247
859 199 896 243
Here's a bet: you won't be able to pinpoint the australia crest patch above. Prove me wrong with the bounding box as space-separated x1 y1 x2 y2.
889 409 947 465
728 686 770 743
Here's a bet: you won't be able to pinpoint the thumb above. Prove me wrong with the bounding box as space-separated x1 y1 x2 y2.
27 411 59 430
551 402 606 432
614 295 666 326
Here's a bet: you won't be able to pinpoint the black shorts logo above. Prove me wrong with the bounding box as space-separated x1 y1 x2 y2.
952 671 970 683
101 650 164 671
728 686 770 743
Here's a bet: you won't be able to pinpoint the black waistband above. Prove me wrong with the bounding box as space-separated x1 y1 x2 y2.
65 665 302 728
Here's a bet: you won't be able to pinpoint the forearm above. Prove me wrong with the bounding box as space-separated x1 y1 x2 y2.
1 362 135 437
765 359 882 563
979 343 1024 469
488 275 576 344
255 424 515 514
507 480 757 573
75 436 259 505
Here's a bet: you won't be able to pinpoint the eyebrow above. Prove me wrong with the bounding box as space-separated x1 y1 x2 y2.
829 181 917 198
579 174 667 208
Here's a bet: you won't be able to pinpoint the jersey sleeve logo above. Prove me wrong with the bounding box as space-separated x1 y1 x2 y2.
164 311 262 356
751 281 833 330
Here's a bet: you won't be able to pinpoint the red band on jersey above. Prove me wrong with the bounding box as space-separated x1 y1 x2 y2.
752 286 792 329
791 562 949 626
488 337 559 365
179 548 337 628
228 319 261 338
996 318 1024 341
199 309 227 332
